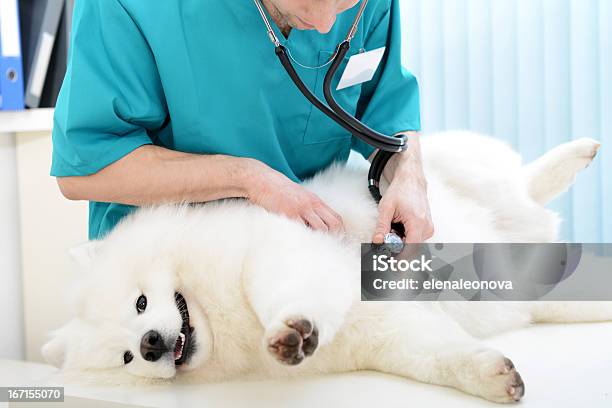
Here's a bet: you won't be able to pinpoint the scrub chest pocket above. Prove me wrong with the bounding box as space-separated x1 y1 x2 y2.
303 50 363 145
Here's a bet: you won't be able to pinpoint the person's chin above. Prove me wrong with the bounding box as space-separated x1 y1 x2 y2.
289 17 315 30
291 24 313 31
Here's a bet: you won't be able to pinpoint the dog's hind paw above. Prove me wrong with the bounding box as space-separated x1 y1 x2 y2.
473 352 525 403
499 358 525 402
559 137 601 171
266 317 318 366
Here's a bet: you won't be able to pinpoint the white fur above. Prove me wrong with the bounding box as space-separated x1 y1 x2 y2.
44 132 610 403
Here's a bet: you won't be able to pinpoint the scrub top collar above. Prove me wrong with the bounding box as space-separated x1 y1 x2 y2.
241 1 364 64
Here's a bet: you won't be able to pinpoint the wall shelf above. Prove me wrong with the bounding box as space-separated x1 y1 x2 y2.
0 109 54 134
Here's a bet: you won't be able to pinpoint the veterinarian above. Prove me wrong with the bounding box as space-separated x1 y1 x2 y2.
51 0 433 244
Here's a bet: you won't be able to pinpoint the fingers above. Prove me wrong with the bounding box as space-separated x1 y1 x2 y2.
295 191 344 233
255 174 343 235
301 210 327 232
314 205 344 234
302 206 344 234
403 222 421 244
373 198 436 244
402 218 435 244
372 202 394 244
423 222 435 241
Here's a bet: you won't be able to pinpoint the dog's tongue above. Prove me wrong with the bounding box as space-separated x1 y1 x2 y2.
174 333 185 361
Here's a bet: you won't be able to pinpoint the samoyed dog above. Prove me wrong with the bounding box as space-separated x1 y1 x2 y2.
43 132 611 403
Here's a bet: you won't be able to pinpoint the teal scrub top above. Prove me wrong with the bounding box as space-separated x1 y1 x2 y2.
51 0 421 240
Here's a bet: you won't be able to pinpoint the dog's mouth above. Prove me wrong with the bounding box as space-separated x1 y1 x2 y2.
174 292 195 366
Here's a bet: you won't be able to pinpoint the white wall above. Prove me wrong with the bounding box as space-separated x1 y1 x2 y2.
0 133 24 360
16 133 88 362
0 128 87 363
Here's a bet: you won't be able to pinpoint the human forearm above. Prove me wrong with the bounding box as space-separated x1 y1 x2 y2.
58 144 345 233
369 131 425 186
57 145 254 205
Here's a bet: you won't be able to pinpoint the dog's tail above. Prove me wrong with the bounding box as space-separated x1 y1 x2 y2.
523 138 600 205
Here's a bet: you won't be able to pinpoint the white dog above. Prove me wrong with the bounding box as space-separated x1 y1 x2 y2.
43 132 611 403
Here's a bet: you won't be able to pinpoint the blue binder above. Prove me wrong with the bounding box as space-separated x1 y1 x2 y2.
0 0 26 110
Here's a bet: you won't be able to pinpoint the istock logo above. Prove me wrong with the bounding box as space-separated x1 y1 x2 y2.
372 254 433 273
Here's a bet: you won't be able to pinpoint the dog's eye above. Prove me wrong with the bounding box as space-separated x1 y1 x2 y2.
124 351 134 365
136 295 147 314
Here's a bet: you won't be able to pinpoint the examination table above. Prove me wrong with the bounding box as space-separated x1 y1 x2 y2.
2 322 611 408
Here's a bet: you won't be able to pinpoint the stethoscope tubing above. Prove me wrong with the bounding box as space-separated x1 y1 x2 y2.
256 0 408 238
274 46 403 153
276 44 406 237
323 41 407 152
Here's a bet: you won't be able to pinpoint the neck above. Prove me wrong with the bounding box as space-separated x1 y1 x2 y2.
260 0 292 37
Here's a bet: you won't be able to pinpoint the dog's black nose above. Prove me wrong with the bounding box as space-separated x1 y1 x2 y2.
140 330 168 362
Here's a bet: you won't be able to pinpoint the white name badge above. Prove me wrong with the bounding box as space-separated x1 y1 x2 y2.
337 47 386 90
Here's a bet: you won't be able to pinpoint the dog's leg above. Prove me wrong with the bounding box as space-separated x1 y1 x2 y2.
529 301 612 323
242 223 356 366
361 305 525 403
524 138 600 205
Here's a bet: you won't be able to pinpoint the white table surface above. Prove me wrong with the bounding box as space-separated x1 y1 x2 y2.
1 322 611 408
0 108 54 134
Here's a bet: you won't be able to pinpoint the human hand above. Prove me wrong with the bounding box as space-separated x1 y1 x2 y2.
372 176 434 243
371 135 434 244
247 161 344 234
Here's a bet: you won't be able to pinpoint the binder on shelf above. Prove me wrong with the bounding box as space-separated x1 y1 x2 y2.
23 0 65 109
64 0 73 43
0 0 26 111
40 0 72 108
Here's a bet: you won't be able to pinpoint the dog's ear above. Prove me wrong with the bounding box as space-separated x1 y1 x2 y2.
68 241 103 269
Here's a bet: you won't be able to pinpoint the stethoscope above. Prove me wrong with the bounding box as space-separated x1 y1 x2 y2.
253 0 407 239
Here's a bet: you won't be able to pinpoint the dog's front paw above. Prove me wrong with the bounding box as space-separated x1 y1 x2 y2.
473 351 525 403
266 317 318 366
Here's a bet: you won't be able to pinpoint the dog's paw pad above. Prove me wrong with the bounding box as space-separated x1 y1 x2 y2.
504 368 525 402
500 357 515 373
490 357 525 402
286 318 318 357
267 317 318 365
471 352 526 403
